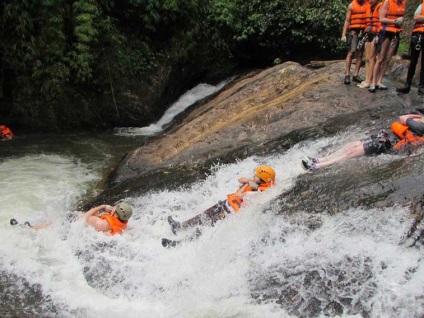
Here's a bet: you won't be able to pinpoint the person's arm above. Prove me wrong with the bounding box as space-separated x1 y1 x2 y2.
400 114 422 125
85 205 112 232
238 177 250 184
238 177 260 190
342 4 353 40
379 0 399 25
414 4 424 22
31 220 52 230
234 183 250 199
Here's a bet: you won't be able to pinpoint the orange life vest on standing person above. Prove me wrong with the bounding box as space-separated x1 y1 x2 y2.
0 125 14 139
413 1 424 33
366 2 383 33
391 121 424 151
100 214 128 235
380 0 405 33
226 182 273 212
350 0 371 30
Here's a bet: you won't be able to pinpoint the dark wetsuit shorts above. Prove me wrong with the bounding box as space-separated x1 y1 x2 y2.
362 137 392 156
406 118 424 136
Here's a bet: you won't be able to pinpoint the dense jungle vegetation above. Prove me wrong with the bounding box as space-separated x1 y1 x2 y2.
0 0 420 130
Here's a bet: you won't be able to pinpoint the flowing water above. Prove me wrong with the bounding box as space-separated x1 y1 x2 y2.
114 78 232 137
1 103 424 316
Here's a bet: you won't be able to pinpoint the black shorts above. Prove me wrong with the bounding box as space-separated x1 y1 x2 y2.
365 32 378 42
362 137 392 156
406 118 424 136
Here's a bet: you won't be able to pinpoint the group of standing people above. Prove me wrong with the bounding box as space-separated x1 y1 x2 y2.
341 0 424 93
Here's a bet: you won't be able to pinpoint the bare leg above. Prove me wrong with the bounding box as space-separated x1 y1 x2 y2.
314 141 365 169
364 41 376 84
371 39 388 87
353 50 364 77
376 37 398 86
345 51 354 75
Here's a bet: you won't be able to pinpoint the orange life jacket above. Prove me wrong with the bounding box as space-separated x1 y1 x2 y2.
0 126 14 139
391 121 424 151
350 0 371 30
100 214 128 235
413 1 424 33
226 182 273 212
380 0 405 33
366 2 382 33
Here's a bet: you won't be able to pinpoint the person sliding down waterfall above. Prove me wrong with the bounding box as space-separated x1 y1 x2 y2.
162 165 276 248
301 112 424 171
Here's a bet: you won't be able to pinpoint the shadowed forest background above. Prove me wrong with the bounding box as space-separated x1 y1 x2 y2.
0 0 420 131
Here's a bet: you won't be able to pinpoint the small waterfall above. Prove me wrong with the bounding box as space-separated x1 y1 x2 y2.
115 78 232 137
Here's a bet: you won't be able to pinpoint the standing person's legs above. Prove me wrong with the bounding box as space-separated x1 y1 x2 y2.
344 30 358 84
397 37 421 94
418 37 424 94
376 36 398 88
361 40 376 87
367 39 377 84
353 47 364 81
370 37 390 92
345 51 354 84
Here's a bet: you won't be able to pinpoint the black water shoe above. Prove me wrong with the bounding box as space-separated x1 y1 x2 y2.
352 75 363 83
301 160 315 171
418 86 424 95
344 75 350 85
396 84 410 94
162 238 180 248
167 216 181 235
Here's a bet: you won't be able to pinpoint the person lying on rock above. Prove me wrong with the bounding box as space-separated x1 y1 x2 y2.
84 201 133 235
162 165 276 247
301 112 424 171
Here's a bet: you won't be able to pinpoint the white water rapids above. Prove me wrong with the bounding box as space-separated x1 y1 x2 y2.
1 134 423 318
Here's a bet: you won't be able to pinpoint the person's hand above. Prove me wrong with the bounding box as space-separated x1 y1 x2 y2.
248 180 259 190
341 36 347 42
394 17 404 27
104 205 113 212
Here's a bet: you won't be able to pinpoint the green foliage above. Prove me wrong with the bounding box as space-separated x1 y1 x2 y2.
0 0 372 125
207 0 346 62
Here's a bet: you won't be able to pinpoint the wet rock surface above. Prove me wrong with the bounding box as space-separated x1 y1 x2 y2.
91 59 424 211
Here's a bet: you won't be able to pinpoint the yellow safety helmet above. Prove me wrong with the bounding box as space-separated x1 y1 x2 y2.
115 202 133 221
255 165 276 183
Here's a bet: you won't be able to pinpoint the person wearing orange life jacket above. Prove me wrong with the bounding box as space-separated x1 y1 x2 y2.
301 129 396 171
163 166 276 247
369 0 406 92
84 201 133 235
358 0 383 89
341 0 371 85
301 112 424 171
0 125 14 140
397 1 424 95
